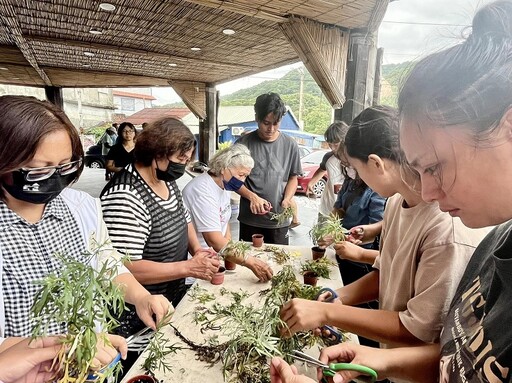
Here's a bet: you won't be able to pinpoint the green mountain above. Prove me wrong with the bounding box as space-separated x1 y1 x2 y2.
221 68 332 134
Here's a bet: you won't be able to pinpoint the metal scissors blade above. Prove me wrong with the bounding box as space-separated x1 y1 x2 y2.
126 326 154 352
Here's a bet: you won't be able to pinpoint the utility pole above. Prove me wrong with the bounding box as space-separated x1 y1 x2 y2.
298 67 304 130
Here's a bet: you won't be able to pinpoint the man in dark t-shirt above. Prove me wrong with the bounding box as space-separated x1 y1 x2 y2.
235 93 302 245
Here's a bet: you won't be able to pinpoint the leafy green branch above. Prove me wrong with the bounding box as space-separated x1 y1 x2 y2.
31 244 127 383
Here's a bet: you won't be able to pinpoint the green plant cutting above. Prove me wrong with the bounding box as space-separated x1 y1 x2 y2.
309 213 348 245
141 311 182 377
220 240 251 260
270 206 295 226
30 244 126 383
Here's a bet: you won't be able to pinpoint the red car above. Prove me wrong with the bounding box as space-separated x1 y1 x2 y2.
296 149 329 197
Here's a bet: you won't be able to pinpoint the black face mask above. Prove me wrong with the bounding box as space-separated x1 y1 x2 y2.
156 160 186 182
2 170 76 204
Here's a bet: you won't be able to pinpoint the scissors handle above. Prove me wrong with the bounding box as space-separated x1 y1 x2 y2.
321 325 343 344
86 352 122 381
315 287 338 302
323 362 378 382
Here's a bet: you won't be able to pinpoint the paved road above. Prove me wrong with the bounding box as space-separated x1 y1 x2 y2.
72 167 320 247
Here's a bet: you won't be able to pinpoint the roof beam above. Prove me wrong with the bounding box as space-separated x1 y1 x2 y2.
0 1 52 85
169 81 207 120
367 0 390 32
27 36 257 72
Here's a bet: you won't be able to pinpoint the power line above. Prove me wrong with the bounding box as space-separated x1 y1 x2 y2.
382 20 470 27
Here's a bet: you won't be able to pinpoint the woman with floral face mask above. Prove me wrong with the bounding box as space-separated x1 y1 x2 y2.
100 117 220 374
182 144 273 282
0 95 171 374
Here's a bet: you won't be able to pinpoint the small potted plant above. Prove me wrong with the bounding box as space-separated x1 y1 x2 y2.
300 258 336 287
251 234 264 247
211 266 226 285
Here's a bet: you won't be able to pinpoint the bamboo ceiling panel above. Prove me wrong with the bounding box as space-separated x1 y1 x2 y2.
0 0 382 87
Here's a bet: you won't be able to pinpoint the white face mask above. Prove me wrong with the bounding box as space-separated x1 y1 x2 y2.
346 167 357 180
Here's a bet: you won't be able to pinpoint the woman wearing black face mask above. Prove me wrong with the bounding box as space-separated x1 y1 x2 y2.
100 117 220 373
0 95 172 371
182 144 273 283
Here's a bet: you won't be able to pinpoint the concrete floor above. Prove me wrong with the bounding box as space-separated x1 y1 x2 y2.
72 167 320 247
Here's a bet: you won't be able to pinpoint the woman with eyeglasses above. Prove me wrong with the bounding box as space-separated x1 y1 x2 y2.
105 121 136 174
100 117 220 374
182 143 273 282
0 95 171 374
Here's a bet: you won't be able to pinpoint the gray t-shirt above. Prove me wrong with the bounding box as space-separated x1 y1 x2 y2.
236 131 302 228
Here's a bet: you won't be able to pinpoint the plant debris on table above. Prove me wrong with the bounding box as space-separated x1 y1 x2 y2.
263 245 300 265
173 266 340 383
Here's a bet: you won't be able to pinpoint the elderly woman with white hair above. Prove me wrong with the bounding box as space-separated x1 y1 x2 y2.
183 144 273 282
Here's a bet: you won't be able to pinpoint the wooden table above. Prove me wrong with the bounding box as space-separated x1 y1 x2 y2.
122 244 355 382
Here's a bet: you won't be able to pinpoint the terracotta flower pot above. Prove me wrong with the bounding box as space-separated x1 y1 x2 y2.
303 271 319 287
224 259 237 270
252 234 264 248
311 246 326 260
126 375 157 383
211 266 226 285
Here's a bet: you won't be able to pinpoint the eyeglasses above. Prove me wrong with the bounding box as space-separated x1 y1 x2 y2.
18 159 83 182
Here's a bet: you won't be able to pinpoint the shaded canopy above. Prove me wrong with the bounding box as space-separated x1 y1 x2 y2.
0 0 388 90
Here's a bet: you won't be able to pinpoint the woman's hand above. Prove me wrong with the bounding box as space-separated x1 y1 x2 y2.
333 241 364 262
317 343 385 383
134 293 173 330
90 334 127 370
188 251 220 281
270 357 316 383
346 226 364 244
244 256 273 282
249 195 272 215
279 299 329 337
0 337 61 383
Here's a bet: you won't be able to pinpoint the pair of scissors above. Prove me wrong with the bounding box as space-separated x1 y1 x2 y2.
86 352 122 381
290 349 378 383
315 287 343 344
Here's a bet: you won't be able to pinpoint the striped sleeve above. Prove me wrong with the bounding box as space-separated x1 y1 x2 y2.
100 187 150 260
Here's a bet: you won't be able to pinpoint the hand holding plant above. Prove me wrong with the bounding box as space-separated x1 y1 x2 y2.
133 294 174 331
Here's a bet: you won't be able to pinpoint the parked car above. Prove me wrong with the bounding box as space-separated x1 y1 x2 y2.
84 143 105 168
296 150 329 197
298 145 312 158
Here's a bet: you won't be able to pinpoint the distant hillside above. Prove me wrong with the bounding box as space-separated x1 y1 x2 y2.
379 61 415 107
221 68 332 134
162 62 414 133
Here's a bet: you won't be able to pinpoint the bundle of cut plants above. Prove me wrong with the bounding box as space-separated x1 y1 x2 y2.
175 266 328 383
30 245 126 383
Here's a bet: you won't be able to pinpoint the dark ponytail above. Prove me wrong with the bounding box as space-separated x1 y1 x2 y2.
399 0 512 138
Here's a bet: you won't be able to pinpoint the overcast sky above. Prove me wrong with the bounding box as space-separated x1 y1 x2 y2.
152 0 494 104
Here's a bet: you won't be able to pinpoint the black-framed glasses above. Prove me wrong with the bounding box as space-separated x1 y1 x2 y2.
18 159 83 182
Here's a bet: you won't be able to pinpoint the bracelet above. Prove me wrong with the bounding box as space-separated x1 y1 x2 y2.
241 253 250 266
